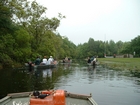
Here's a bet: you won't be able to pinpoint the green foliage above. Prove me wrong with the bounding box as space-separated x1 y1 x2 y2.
116 41 124 54
0 34 15 61
15 28 31 48
60 37 76 59
130 35 140 57
121 42 131 54
0 0 140 69
0 53 13 68
108 40 117 55
0 0 14 35
13 28 31 62
76 35 140 59
98 58 140 70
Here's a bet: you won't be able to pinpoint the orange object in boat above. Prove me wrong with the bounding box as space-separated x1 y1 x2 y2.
30 90 65 105
41 90 52 95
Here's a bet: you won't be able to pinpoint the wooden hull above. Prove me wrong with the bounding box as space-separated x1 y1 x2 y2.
0 90 98 105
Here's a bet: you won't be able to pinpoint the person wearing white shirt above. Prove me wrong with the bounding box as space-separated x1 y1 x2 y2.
42 56 47 65
48 56 53 64
93 57 96 62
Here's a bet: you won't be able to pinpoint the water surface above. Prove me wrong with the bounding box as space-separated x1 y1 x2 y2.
0 62 140 105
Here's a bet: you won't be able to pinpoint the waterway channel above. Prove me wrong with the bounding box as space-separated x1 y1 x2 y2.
0 61 140 105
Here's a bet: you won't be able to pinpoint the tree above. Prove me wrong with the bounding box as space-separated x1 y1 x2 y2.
130 35 140 57
13 28 31 62
116 41 124 55
60 36 76 59
121 42 131 55
0 0 17 66
108 40 117 55
0 0 14 35
8 0 65 57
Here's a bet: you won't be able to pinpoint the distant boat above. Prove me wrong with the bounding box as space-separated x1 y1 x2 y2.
0 89 98 105
59 59 72 63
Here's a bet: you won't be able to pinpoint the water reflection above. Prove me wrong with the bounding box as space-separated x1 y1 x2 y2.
42 69 52 78
56 64 140 105
0 62 140 105
61 63 72 70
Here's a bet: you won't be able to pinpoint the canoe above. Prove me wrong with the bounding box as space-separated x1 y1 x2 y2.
87 61 99 66
59 60 72 63
0 89 98 105
34 64 57 69
25 63 57 70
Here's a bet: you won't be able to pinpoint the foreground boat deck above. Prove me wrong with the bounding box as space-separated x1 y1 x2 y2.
0 91 97 105
1 97 94 105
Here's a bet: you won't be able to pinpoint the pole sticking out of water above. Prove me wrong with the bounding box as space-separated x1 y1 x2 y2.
104 34 106 58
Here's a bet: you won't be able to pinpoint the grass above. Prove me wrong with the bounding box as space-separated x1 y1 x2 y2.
97 58 140 71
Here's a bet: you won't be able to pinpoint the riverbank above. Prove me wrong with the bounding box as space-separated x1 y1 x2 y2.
0 63 23 70
98 58 140 71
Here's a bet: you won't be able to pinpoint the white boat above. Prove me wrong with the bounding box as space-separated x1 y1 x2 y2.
0 89 98 105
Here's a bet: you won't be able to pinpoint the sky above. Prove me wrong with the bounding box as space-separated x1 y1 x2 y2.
35 0 140 45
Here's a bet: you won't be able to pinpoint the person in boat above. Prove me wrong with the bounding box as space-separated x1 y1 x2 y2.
48 56 54 64
40 56 48 65
63 58 65 63
90 56 94 61
35 56 41 65
65 57 68 62
92 56 97 66
93 57 97 62
28 61 34 72
87 57 91 63
68 58 71 62
53 59 58 65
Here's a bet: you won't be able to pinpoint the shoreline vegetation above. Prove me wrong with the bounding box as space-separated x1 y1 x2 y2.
0 58 140 71
98 58 140 71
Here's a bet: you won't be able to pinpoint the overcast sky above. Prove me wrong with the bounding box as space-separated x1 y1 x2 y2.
35 0 140 45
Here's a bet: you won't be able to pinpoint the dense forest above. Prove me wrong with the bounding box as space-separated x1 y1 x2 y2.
0 0 140 69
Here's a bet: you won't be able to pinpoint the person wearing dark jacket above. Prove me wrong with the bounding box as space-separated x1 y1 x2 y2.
87 57 91 63
35 56 41 65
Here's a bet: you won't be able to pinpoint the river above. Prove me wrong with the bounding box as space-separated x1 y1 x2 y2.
0 61 140 105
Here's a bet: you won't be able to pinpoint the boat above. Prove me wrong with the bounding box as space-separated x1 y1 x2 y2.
59 60 72 64
25 63 57 70
87 61 99 66
59 57 72 64
0 89 98 105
